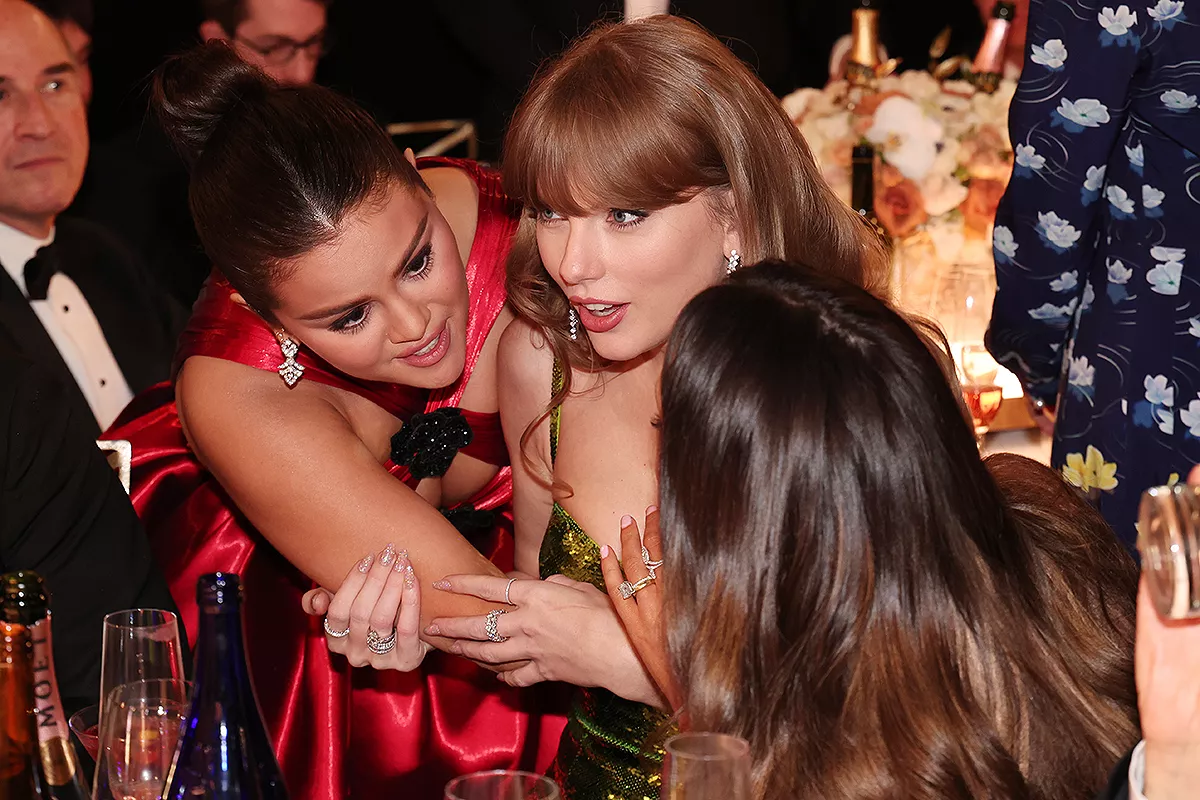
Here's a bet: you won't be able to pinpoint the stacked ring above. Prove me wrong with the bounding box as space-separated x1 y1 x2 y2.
641 546 664 579
618 575 656 599
485 608 508 642
366 627 397 655
323 617 350 638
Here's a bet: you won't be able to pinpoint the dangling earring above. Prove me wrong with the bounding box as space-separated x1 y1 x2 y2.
725 249 741 277
568 307 579 342
275 331 305 387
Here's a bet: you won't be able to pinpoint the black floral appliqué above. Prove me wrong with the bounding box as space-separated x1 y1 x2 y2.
390 407 474 480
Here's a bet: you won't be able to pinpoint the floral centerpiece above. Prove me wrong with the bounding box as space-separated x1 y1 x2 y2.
781 70 1017 316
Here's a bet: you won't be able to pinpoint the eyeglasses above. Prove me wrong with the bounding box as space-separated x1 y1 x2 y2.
234 30 329 66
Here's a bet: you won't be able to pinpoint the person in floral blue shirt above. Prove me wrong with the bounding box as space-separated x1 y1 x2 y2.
988 0 1200 548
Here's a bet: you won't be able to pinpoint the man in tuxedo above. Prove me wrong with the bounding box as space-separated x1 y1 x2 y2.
0 0 179 435
0 346 180 716
30 0 93 105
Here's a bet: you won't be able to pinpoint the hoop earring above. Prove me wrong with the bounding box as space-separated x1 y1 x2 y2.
568 307 579 342
725 249 741 277
276 331 305 387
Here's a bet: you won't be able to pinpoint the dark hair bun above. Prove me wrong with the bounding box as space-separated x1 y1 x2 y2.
153 41 272 166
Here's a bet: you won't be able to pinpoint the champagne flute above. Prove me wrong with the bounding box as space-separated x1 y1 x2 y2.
99 679 190 800
96 611 186 799
444 770 561 800
1138 484 1200 620
660 732 752 800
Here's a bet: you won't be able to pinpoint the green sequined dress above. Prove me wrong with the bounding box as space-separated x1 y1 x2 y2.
540 362 670 800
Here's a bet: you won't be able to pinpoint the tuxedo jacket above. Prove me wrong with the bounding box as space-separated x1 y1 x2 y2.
0 216 183 435
0 350 181 717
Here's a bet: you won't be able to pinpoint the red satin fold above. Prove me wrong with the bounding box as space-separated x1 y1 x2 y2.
106 158 565 798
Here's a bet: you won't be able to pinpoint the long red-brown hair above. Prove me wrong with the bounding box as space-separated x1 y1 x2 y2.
501 15 890 483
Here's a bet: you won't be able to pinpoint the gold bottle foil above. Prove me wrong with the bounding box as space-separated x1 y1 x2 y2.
972 2 1015 93
29 619 78 785
848 7 881 86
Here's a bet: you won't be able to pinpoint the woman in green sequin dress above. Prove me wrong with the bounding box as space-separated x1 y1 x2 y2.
429 17 889 799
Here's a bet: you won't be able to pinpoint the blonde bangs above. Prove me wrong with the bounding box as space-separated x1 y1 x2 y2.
503 31 722 215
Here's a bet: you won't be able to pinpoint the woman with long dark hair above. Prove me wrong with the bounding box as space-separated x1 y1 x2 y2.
603 262 1141 799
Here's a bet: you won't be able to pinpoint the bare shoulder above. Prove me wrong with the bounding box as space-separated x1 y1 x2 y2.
498 316 554 393
420 164 479 264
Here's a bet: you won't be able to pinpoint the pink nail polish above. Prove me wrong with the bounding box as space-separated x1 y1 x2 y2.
425 624 441 636
620 515 634 528
380 543 396 567
647 505 658 515
357 553 374 573
600 544 610 558
432 579 451 591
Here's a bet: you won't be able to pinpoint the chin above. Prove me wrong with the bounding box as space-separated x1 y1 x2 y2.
587 332 665 365
386 346 466 390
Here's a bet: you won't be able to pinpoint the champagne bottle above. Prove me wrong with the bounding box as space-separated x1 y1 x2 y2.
1 611 43 799
163 573 288 800
0 572 89 800
846 0 882 88
971 1 1016 93
851 143 887 240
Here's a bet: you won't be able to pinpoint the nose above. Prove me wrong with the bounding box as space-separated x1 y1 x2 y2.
281 52 319 86
383 294 431 346
15 92 55 139
556 221 604 287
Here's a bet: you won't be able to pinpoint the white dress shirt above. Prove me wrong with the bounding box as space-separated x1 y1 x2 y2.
0 220 133 430
1129 740 1148 799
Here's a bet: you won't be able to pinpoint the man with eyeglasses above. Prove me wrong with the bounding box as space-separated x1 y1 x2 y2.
199 0 330 86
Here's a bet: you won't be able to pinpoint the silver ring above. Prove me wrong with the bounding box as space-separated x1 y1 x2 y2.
641 547 664 579
366 627 396 655
504 577 517 606
323 617 350 638
484 608 508 642
618 575 655 600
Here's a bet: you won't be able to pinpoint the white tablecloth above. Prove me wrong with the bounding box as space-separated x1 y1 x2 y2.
983 428 1052 465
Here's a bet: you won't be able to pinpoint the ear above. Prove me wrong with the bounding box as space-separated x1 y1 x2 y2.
721 203 742 265
199 20 230 42
403 147 418 169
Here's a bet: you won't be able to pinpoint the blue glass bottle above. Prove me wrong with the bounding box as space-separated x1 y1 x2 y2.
163 573 288 799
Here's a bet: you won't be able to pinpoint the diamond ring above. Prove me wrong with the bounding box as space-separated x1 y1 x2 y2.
617 575 656 600
366 627 397 655
485 608 508 642
641 547 664 579
323 617 350 638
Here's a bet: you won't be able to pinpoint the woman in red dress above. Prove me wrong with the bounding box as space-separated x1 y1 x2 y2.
105 42 563 797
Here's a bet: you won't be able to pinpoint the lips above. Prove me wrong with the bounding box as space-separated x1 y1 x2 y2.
14 155 65 169
398 324 450 368
571 299 629 334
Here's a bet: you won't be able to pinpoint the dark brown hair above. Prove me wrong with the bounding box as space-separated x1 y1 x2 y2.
657 262 1139 800
153 40 420 318
31 0 93 34
502 16 890 483
201 0 330 34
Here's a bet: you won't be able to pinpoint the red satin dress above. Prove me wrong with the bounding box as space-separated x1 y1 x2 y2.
105 158 566 798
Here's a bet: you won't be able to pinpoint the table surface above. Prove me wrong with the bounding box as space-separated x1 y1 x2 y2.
983 427 1052 465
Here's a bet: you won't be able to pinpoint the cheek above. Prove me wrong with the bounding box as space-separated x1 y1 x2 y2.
535 230 567 287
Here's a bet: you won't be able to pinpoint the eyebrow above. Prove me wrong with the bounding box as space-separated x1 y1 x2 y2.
298 213 430 322
0 62 76 86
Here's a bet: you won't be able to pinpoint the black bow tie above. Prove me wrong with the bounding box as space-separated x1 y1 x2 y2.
23 244 58 301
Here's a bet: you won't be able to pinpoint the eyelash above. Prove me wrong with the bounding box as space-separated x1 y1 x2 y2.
329 243 435 334
533 208 649 230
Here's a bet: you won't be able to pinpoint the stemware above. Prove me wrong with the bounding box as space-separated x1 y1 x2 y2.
99 610 185 726
660 732 752 800
960 343 1003 443
69 704 101 762
97 679 190 800
1138 484 1200 620
444 770 561 800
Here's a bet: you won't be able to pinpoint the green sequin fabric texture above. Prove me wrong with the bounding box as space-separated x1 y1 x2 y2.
539 361 669 800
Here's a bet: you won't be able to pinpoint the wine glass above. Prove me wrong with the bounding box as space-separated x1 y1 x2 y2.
1138 484 1200 620
660 732 752 800
444 770 561 800
69 704 101 762
99 610 185 727
960 344 1003 444
98 679 191 800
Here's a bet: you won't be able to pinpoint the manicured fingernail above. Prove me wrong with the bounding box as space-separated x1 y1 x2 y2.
425 624 441 636
620 515 634 528
600 544 610 558
357 553 374 573
432 579 451 591
450 642 463 654
393 553 406 573
380 543 395 566
647 505 658 515
398 548 409 560
404 563 415 589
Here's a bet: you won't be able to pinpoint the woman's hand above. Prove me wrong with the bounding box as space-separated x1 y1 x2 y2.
428 570 665 708
300 543 430 671
599 508 683 712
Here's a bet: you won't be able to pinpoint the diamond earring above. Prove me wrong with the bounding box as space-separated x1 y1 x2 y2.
725 249 741 277
276 331 305 387
568 307 579 341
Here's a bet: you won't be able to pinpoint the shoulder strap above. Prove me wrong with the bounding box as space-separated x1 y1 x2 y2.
549 359 564 465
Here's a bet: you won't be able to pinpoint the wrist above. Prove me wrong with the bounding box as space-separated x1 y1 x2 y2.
1144 742 1200 798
